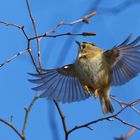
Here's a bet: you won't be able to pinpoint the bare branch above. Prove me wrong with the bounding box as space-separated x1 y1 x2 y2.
0 50 28 68
115 117 140 130
111 96 127 107
0 118 25 140
46 11 96 35
65 11 96 25
68 99 140 135
29 32 96 40
124 127 136 140
25 0 42 68
0 21 23 29
114 127 136 140
46 19 65 34
22 95 41 137
111 96 140 116
26 40 39 72
130 106 140 115
21 26 29 40
0 95 41 140
54 100 68 140
0 21 28 40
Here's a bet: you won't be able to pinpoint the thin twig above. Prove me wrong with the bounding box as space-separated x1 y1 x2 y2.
66 11 96 25
68 99 140 135
25 0 42 68
124 127 136 140
0 50 28 68
29 32 96 40
46 19 65 34
114 117 140 130
46 11 96 35
0 21 28 40
54 100 68 140
111 96 127 107
114 127 136 140
131 106 140 115
0 21 23 29
21 42 41 138
0 118 25 140
21 26 29 40
111 96 140 115
26 40 39 72
68 107 127 135
22 95 41 137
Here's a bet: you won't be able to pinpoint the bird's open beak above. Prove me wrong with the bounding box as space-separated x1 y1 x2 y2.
75 40 81 47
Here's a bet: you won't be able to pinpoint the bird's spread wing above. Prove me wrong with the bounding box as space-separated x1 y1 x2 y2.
104 35 140 86
28 64 91 103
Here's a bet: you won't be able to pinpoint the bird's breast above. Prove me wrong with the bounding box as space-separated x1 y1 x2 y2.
75 53 111 89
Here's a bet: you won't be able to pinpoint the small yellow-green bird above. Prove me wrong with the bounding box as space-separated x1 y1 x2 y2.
29 35 140 114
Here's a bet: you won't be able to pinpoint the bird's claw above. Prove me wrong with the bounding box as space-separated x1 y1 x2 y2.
84 85 91 95
94 89 99 97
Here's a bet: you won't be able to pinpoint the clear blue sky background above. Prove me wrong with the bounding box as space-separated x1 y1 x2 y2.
0 0 140 140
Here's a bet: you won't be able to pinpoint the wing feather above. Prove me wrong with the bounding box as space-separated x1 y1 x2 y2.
104 35 140 86
29 64 91 103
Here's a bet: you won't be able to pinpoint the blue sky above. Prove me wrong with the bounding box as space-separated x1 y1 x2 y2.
0 0 140 140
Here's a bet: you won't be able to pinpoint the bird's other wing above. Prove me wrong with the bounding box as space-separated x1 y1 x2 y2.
28 64 91 103
104 35 140 86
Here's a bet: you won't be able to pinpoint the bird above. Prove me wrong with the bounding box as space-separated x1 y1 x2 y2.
29 35 140 114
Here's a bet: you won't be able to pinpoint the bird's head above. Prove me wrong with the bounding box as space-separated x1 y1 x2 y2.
75 41 103 60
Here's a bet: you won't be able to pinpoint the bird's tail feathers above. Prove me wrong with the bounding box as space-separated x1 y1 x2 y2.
98 92 114 114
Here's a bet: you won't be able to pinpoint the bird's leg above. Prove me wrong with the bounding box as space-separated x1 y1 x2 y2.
84 85 91 95
94 89 99 97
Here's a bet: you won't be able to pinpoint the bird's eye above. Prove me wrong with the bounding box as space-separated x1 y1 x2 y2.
82 45 86 49
83 55 87 58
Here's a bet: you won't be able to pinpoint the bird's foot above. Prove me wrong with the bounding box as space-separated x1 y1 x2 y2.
84 85 91 95
94 89 99 97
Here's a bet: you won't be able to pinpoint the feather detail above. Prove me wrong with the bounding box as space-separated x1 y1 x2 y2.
28 64 91 103
104 35 140 86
